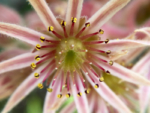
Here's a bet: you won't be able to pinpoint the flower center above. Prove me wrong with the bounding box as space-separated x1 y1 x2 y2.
56 38 86 72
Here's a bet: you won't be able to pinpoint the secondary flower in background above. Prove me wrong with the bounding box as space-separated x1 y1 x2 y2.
0 0 150 113
132 51 150 113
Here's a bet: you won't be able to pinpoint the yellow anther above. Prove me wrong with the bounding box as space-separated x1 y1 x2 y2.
35 44 41 50
94 84 99 88
85 22 90 27
99 77 104 82
57 94 62 98
61 20 66 26
40 36 45 43
105 39 109 44
34 73 39 79
99 29 104 34
37 83 43 89
47 88 53 92
35 55 40 61
48 26 54 31
109 60 113 66
55 56 57 58
106 50 111 54
31 63 36 69
65 41 67 43
77 92 82 97
71 17 77 23
85 89 90 94
66 93 71 98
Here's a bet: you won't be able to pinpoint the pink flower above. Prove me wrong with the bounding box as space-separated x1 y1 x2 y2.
0 0 150 113
132 51 150 113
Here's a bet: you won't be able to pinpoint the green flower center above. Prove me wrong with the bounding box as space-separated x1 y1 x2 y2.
56 38 86 72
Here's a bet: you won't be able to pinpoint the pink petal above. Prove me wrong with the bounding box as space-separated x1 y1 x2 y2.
0 5 21 24
43 72 64 113
84 71 132 113
60 102 75 113
0 52 35 74
135 27 150 39
66 0 83 32
139 85 150 113
97 39 150 52
0 22 54 46
2 64 48 113
132 51 150 74
0 67 31 100
71 74 89 113
28 0 62 32
96 99 109 113
86 0 130 34
95 55 150 85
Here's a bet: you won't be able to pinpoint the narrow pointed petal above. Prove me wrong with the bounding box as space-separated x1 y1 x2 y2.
96 55 150 85
132 51 150 74
0 22 54 46
140 85 150 113
86 0 130 33
84 72 132 113
96 99 109 113
0 52 35 74
0 67 31 100
135 27 150 38
97 39 150 52
43 72 63 113
66 0 83 32
60 102 76 113
71 75 89 113
28 0 62 32
2 65 48 113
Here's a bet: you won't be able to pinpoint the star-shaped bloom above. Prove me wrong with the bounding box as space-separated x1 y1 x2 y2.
0 0 150 113
132 51 150 113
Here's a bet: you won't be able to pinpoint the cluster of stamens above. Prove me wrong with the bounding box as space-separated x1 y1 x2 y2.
30 17 113 98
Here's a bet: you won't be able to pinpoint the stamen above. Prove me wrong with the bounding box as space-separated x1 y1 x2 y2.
48 26 64 39
40 36 45 43
35 55 40 61
61 20 68 38
40 59 55 74
77 92 82 97
75 22 90 38
34 73 39 79
106 70 110 75
105 39 109 44
88 54 107 63
31 63 36 69
87 47 105 54
106 50 111 54
37 83 43 89
99 77 104 82
83 41 105 45
35 44 41 50
99 29 104 34
66 93 71 98
109 60 113 66
70 17 77 36
41 50 56 58
40 45 56 49
94 84 99 88
57 94 62 98
85 89 90 94
47 88 53 92
79 29 104 40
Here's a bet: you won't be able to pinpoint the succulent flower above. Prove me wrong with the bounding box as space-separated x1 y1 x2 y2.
132 51 150 113
0 0 150 113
